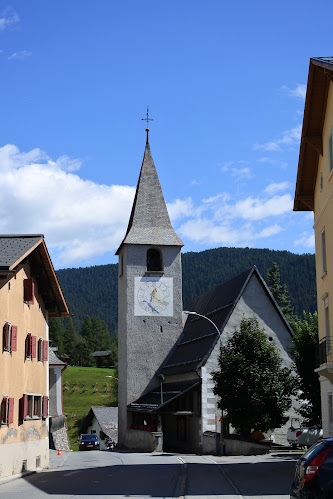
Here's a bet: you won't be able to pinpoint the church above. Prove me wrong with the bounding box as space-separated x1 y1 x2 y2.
116 128 296 454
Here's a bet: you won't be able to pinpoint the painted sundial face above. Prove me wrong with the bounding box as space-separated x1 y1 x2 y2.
134 277 173 316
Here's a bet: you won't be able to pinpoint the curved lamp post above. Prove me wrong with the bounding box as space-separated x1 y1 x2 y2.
183 310 225 456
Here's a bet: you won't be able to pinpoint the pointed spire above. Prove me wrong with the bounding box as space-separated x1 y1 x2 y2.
116 135 183 254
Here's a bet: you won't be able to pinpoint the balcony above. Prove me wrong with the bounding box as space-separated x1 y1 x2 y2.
315 337 333 382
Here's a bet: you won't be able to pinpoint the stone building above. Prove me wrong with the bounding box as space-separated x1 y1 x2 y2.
117 131 296 454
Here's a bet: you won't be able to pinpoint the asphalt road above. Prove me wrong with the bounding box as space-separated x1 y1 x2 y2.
0 449 300 498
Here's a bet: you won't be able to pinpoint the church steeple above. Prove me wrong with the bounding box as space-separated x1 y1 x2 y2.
116 135 183 254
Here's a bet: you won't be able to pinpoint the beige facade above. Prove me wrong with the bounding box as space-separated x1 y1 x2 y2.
0 235 69 479
294 57 333 438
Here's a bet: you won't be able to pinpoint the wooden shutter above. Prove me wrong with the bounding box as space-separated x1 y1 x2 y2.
43 340 48 361
42 396 48 418
31 336 37 358
24 279 34 304
8 398 14 424
23 394 28 420
11 325 17 352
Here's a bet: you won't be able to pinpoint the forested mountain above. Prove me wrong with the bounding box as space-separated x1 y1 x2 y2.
56 246 317 337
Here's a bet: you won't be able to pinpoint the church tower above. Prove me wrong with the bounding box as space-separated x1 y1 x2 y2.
116 127 184 448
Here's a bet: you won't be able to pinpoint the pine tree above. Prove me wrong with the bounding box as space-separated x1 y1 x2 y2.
81 316 94 351
63 318 79 364
49 318 64 354
266 262 294 322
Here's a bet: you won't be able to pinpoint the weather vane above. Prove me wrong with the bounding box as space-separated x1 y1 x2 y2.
141 106 154 142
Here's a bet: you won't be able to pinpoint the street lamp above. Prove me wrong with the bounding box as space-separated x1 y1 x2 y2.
183 310 226 456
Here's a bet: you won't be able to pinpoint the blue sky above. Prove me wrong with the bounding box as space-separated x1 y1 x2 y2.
0 1 330 269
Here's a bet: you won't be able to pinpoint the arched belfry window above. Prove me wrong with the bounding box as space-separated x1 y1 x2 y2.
147 248 163 272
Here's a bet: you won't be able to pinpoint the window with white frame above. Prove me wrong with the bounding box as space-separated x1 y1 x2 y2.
37 338 43 362
322 228 327 275
1 396 14 425
2 322 17 353
23 394 48 420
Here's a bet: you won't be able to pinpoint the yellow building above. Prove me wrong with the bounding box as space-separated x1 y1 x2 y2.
0 235 69 479
294 57 333 438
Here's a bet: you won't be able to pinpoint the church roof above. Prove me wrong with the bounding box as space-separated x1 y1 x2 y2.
161 266 293 376
116 136 183 254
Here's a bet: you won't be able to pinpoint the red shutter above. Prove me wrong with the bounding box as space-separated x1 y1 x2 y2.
24 279 34 304
11 325 17 352
31 336 37 358
23 394 28 420
43 340 49 361
8 398 14 424
42 396 48 418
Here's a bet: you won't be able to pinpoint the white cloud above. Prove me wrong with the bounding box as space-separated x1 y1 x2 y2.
0 144 135 267
257 224 282 238
281 84 306 100
227 194 293 221
254 125 302 152
221 161 252 179
294 232 315 249
0 7 19 31
264 181 291 195
8 50 32 60
167 198 194 222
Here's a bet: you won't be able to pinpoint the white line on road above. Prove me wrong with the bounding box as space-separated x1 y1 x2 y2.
204 457 244 499
174 456 187 499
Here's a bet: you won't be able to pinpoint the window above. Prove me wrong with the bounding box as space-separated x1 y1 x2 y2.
2 322 17 353
38 338 43 361
329 131 333 174
147 248 163 272
1 397 14 425
25 333 32 359
23 278 34 305
322 228 327 275
23 394 47 420
324 296 330 345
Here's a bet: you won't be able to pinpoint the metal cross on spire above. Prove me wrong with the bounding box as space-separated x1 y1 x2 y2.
141 106 154 143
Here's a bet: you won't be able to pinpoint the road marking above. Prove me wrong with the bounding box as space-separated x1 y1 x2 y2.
174 456 187 499
204 457 244 499
63 471 81 477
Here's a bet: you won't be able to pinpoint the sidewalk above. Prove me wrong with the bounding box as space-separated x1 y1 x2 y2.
49 448 72 470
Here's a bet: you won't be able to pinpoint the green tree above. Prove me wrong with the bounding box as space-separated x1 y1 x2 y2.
81 316 94 351
49 318 64 355
75 337 94 367
266 262 294 322
213 317 297 437
291 312 321 425
63 318 79 364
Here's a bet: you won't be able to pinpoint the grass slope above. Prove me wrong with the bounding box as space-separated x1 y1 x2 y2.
63 366 117 451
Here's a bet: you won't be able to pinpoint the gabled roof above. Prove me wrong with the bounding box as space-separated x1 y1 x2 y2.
128 380 200 413
161 266 293 376
49 348 67 367
116 137 183 254
79 406 118 441
294 57 333 211
0 234 69 317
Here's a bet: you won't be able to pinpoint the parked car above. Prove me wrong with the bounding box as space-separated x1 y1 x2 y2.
290 438 333 498
288 425 323 448
79 433 100 450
